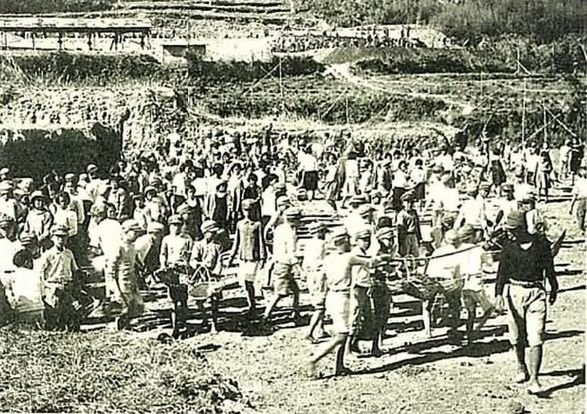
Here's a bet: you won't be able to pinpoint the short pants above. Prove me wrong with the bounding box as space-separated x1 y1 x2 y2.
237 260 260 286
506 284 547 347
272 262 299 296
306 269 327 309
326 290 351 334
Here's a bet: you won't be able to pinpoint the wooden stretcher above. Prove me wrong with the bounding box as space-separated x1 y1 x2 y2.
384 254 464 338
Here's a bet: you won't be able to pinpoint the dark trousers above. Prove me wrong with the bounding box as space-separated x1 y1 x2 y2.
43 287 81 332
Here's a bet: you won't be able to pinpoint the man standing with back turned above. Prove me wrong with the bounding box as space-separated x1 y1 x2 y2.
495 210 558 395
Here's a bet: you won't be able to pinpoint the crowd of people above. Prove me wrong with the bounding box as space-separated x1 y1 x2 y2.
272 27 425 53
0 124 584 392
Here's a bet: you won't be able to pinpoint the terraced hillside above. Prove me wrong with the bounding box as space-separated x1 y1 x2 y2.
117 0 295 24
10 0 298 24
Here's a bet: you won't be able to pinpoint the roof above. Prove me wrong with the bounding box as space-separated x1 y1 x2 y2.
0 18 152 33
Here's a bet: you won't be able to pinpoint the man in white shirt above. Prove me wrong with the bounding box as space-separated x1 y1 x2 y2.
514 170 536 203
428 174 460 227
263 208 302 325
428 230 463 341
495 183 518 229
525 147 541 185
63 174 86 227
559 140 572 180
344 203 374 241
261 175 277 224
455 183 490 242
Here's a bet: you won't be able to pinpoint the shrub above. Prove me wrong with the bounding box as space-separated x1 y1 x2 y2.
186 55 324 84
352 48 514 75
194 77 447 124
0 327 245 413
0 53 174 85
350 36 586 75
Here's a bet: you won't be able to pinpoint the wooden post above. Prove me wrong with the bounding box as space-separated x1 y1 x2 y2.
279 55 284 112
521 78 526 147
3 32 7 50
543 102 548 145
345 96 350 125
32 33 36 51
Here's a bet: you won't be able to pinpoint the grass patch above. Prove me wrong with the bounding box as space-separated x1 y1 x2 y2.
0 326 245 413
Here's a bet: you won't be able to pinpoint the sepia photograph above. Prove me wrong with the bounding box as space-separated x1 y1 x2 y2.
0 0 584 413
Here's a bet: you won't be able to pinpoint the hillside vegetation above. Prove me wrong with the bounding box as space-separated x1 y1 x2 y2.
341 35 586 75
300 0 587 43
0 0 114 14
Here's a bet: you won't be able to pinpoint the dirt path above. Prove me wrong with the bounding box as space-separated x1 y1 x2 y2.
188 194 585 414
326 63 474 113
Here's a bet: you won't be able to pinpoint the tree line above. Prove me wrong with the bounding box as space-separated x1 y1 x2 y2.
0 0 113 14
298 0 587 44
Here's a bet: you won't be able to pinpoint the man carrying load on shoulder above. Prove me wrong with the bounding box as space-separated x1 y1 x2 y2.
457 225 495 345
308 228 387 378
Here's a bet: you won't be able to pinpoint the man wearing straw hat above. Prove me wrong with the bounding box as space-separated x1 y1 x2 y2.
495 210 558 395
263 208 302 326
39 224 81 331
303 221 328 343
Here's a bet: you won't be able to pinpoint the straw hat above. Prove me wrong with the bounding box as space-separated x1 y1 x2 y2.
376 226 394 241
50 224 69 237
200 220 218 234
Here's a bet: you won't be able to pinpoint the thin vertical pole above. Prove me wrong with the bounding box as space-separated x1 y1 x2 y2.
521 78 526 147
279 55 284 112
543 102 548 144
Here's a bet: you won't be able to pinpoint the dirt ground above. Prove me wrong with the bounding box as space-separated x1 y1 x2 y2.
181 191 585 414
